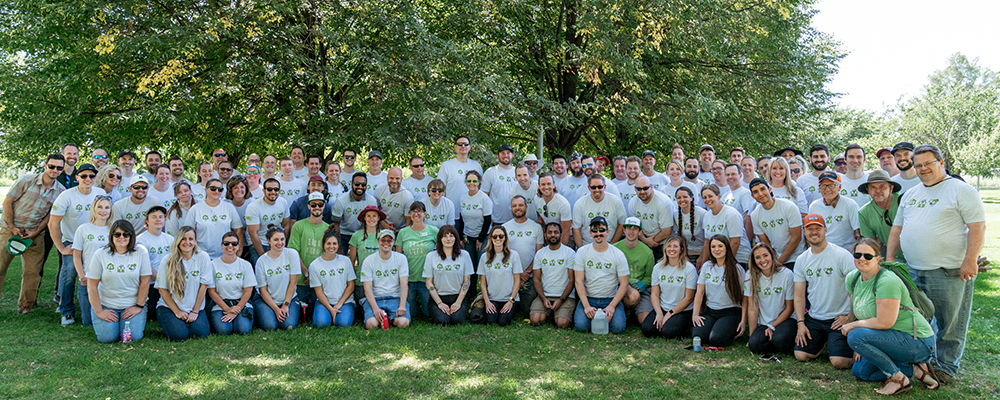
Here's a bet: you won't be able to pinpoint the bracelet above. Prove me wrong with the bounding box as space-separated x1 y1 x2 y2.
797 320 805 324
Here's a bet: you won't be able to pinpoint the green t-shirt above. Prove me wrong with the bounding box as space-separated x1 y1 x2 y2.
845 269 933 339
858 193 905 262
613 240 654 288
350 230 380 284
288 219 329 286
396 225 439 282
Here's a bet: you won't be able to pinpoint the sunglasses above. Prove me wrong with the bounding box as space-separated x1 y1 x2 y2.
429 188 444 193
308 202 325 208
635 185 651 192
466 179 479 183
131 185 148 190
455 142 471 147
265 187 280 192
525 161 538 165
213 153 226 158
109 174 121 180
93 155 108 160
220 168 233 172
410 164 424 168
491 234 506 239
790 169 802 174
344 155 356 160
353 182 367 187
78 174 96 179
589 185 605 190
853 252 876 260
583 163 595 168
222 241 239 247
834 161 846 166
47 164 64 171
207 186 224 192
112 232 133 238
590 227 608 233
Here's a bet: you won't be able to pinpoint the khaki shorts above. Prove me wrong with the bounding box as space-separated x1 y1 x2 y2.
530 296 577 321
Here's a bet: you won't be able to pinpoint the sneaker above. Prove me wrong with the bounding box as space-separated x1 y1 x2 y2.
52 295 61 304
61 315 75 326
932 369 954 384
18 306 32 314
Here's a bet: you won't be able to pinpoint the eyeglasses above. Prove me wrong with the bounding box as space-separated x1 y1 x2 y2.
834 161 846 166
109 174 121 180
213 153 226 158
93 155 108 160
589 185 605 190
429 188 443 193
466 179 479 183
410 164 424 168
208 186 224 192
818 183 838 190
882 208 893 227
525 161 538 165
112 232 133 238
308 202 325 208
131 185 148 190
47 164 64 171
853 252 877 260
264 187 280 192
635 185 651 192
78 174 96 179
455 142 471 147
491 234 505 239
590 227 608 233
912 159 940 170
353 182 367 187
222 241 239 247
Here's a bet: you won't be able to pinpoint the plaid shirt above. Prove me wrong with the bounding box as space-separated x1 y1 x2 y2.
2 173 65 232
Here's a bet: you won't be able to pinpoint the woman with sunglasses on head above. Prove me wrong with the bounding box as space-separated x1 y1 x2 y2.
253 225 303 330
423 225 474 326
766 157 808 216
86 220 151 343
478 226 523 326
675 186 706 266
156 226 212 341
96 164 124 203
186 178 243 259
309 231 356 328
642 235 697 339
691 234 747 347
424 179 456 230
245 165 264 199
843 237 938 395
165 182 196 237
457 170 491 263
745 243 797 355
207 232 256 335
136 206 172 316
71 196 116 327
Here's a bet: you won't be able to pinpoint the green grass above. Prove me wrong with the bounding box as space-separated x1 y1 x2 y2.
1 196 998 399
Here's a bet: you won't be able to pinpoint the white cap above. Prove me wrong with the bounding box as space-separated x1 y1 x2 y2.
307 192 325 203
128 175 149 186
623 216 642 229
523 154 538 162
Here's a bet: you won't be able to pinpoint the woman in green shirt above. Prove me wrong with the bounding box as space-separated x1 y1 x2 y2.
842 237 938 395
395 201 438 318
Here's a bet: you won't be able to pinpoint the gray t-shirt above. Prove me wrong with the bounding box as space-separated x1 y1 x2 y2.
502 219 544 270
360 252 409 298
254 248 302 301
750 199 805 261
459 190 492 237
155 250 212 313
534 245 576 298
478 251 524 302
113 197 157 235
482 165 517 224
895 177 986 271
72 223 109 279
572 195 626 245
721 186 755 217
375 186 415 231
425 197 456 229
186 201 241 259
796 173 823 206
51 186 106 242
701 205 751 264
309 255 357 304
210 257 257 312
535 194 572 225
572 244 629 299
403 175 434 202
136 231 173 274
438 158 483 215
510 181 540 221
770 185 808 215
676 207 707 255
628 193 675 239
245 197 289 246
331 193 379 236
793 244 854 320
743 268 795 328
698 261 746 310
651 262 697 311
87 246 153 309
808 197 860 250
840 172 871 207
422 250 475 296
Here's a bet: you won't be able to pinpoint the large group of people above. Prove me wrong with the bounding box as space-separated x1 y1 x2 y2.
0 138 986 395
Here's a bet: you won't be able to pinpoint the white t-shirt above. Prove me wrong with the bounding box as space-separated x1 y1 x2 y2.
770 185 808 215
893 174 920 194
502 219 544 270
571 195 626 245
438 158 483 215
403 175 434 202
155 251 212 313
72 223 110 278
534 245 576 298
645 173 671 196
254 248 302 301
535 194 572 225
841 172 871 207
572 244 629 299
616 180 638 215
559 175 588 208
87 246 153 309
676 207 707 255
628 193 675 240
185 201 241 259
574 177 620 209
482 165 517 224
422 250 475 296
796 173 823 205
697 171 714 186
424 197 457 229
750 199 805 261
808 197 860 250
510 181 539 221
209 257 257 312
375 186 415 231
478 251 524 302
459 190 492 237
113 197 157 235
360 252 409 298
331 193 379 236
277 178 306 206
665 180 701 205
896 177 986 271
698 261 745 310
701 205 751 264
793 243 854 320
743 268 795 328
51 186 106 242
364 172 388 195
136 231 173 275
721 186 755 217
651 262 698 311
147 185 176 209
308 255 357 304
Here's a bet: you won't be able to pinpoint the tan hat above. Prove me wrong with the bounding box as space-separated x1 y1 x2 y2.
858 170 901 194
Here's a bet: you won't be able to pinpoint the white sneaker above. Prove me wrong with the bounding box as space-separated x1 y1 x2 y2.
61 315 75 326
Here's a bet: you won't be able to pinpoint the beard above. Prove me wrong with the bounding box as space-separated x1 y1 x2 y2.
897 160 912 171
685 170 698 179
572 168 584 178
811 160 827 171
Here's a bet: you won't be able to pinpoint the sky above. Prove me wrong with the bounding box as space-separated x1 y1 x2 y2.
812 0 1000 111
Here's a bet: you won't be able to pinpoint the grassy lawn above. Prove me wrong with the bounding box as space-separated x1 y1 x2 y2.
0 192 997 399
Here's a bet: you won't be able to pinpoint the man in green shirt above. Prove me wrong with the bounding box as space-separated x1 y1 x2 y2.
857 171 904 262
289 192 331 320
614 217 655 325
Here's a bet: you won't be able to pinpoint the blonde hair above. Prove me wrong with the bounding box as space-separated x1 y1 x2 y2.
162 226 198 299
767 157 798 198
87 196 115 225
95 164 121 191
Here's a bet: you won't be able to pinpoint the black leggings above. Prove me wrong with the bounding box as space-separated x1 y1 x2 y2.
641 310 693 339
428 294 469 326
747 318 797 354
484 300 516 326
692 306 742 347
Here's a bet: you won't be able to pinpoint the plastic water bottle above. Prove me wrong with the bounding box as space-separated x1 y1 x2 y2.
381 313 390 330
122 321 132 344
693 336 702 352
592 309 609 334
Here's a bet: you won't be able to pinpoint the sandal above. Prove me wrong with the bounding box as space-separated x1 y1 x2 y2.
913 363 940 390
876 374 912 395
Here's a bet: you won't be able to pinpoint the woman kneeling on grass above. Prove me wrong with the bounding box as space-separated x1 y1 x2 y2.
478 226 522 326
842 238 938 395
641 235 697 339
253 225 302 330
309 232 356 328
745 243 796 355
423 225 474 326
361 229 411 330
207 232 256 335
86 220 151 343
691 234 746 347
156 226 212 341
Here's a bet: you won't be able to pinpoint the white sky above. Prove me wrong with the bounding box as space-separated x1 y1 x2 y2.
812 0 1000 111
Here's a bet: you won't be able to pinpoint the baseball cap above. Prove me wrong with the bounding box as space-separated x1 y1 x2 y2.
589 216 608 227
377 229 395 240
641 150 655 158
6 235 33 256
876 147 893 158
748 177 769 191
128 175 149 186
307 192 325 203
368 150 382 159
117 150 136 159
77 163 98 174
308 175 325 183
623 217 642 229
699 144 715 153
817 171 840 182
891 142 914 155
498 144 513 154
803 213 825 228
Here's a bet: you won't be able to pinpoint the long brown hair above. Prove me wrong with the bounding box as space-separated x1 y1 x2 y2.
707 234 743 304
483 226 511 264
167 182 195 219
748 242 782 302
435 225 463 261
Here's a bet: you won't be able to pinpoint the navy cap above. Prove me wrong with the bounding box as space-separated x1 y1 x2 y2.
77 163 98 174
818 171 840 182
498 144 513 154
589 216 608 227
891 142 914 155
748 177 769 190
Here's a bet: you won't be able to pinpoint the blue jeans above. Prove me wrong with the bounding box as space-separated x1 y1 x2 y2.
407 281 430 318
574 297 626 334
248 244 269 266
313 302 356 328
361 296 411 321
57 242 77 317
75 283 93 326
156 307 209 341
91 306 147 343
910 266 974 376
253 296 300 330
848 328 935 380
210 309 254 335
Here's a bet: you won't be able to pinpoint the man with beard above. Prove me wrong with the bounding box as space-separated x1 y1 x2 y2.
841 144 871 206
616 156 642 214
551 154 569 188
697 145 716 185
331 172 380 254
375 167 415 231
167 156 190 186
560 153 587 207
575 155 619 206
289 176 335 226
572 174 626 247
141 151 162 182
510 163 539 221
483 144 517 224
626 176 673 262
403 156 433 202
530 222 576 328
610 156 628 186
217 160 235 187
57 143 80 189
890 142 920 193
438 136 483 215
683 157 705 206
573 216 630 334
796 144 830 205
877 147 900 177
112 176 157 235
289 191 331 318
91 148 109 169
640 151 669 193
502 195 544 317
245 178 292 264
857 170 904 262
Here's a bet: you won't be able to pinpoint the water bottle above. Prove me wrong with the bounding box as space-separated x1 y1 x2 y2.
693 336 702 352
592 309 609 334
300 303 308 325
122 321 132 344
381 313 390 330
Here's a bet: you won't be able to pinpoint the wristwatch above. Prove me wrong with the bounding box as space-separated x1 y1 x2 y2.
507 297 515 303
281 301 290 306
667 309 674 315
134 304 145 309
559 296 567 302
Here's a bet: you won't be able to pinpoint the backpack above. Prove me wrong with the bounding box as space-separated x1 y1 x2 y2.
850 262 935 338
